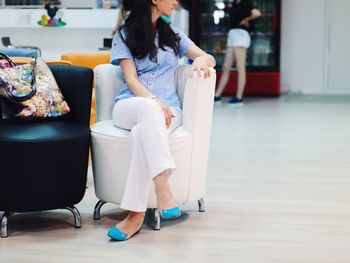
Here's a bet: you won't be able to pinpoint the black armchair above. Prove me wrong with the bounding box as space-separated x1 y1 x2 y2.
0 65 93 238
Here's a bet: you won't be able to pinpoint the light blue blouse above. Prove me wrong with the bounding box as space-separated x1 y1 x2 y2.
110 27 194 108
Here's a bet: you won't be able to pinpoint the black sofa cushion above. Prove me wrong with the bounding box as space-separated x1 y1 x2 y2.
0 121 89 143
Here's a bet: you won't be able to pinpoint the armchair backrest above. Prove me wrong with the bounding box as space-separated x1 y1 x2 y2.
94 64 193 122
94 64 124 121
50 65 93 126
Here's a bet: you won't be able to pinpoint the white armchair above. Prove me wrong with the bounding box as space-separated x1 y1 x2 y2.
91 64 216 229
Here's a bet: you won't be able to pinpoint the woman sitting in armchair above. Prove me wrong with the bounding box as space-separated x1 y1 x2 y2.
108 0 215 241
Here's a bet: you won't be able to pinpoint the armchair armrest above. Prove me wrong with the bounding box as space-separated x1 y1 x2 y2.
175 65 216 134
175 65 216 201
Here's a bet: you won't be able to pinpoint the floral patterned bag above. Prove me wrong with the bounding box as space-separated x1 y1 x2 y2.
0 52 70 119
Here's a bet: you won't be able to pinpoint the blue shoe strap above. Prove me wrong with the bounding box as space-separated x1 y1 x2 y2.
108 226 128 241
161 207 181 218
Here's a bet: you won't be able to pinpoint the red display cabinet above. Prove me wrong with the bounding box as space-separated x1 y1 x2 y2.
189 0 281 96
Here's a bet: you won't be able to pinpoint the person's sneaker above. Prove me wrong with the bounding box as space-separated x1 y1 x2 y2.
214 96 222 105
228 97 244 106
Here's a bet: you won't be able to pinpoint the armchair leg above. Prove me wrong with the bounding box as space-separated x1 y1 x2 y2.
198 198 205 212
153 208 161 231
93 200 107 220
1 211 14 238
65 206 81 228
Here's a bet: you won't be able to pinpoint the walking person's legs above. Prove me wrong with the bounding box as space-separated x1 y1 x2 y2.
228 46 247 105
234 47 247 100
215 47 235 101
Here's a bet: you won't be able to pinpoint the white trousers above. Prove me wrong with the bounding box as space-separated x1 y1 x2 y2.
112 97 182 212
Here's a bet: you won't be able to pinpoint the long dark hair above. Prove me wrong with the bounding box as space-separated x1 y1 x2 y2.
120 0 180 62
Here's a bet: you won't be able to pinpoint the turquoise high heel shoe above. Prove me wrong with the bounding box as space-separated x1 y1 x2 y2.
160 207 181 220
107 225 142 241
107 226 128 241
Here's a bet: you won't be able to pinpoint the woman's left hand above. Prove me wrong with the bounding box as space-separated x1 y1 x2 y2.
189 57 211 79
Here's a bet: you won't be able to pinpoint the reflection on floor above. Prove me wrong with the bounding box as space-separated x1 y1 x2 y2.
284 94 350 104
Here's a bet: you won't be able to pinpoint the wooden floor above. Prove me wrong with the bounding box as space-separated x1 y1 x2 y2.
1 95 350 263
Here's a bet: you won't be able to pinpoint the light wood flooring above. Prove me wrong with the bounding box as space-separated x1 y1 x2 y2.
1 95 350 263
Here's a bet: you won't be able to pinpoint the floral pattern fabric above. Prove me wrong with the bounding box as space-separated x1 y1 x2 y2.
0 57 70 119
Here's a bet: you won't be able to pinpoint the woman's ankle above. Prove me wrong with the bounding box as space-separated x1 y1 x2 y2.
116 211 145 231
154 171 176 209
156 188 176 210
127 211 145 221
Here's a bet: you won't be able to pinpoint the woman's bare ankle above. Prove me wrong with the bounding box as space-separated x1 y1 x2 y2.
156 187 176 210
116 211 145 233
154 171 176 210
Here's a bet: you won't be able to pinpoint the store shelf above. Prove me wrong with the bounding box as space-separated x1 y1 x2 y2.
251 32 275 37
0 8 116 28
201 32 227 36
261 13 275 17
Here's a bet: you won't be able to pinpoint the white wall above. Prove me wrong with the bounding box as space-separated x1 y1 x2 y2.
0 8 188 61
281 0 327 94
281 0 350 95
326 0 350 93
0 9 116 60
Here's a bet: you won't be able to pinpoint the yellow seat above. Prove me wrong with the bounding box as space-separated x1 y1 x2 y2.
7 57 72 65
61 51 111 126
61 51 111 69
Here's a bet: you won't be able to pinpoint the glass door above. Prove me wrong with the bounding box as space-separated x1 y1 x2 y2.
198 0 280 71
